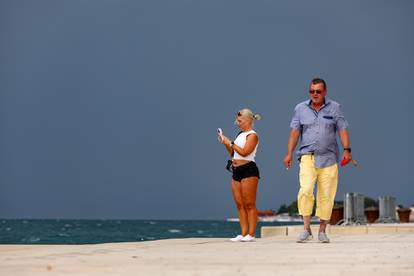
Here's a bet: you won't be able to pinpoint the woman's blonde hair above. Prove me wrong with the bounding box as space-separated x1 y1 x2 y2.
237 108 261 121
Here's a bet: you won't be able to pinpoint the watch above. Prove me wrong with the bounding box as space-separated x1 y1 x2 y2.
230 141 235 148
344 148 351 152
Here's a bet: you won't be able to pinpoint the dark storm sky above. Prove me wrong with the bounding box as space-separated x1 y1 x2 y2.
1 0 413 219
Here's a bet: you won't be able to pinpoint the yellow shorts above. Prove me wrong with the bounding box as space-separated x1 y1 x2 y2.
297 155 338 221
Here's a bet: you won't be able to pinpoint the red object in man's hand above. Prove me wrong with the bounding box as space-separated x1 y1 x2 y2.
340 157 352 167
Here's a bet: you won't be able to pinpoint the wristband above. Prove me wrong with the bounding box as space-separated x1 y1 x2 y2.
344 148 351 152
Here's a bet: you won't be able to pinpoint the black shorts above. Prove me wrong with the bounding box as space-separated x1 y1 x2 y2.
232 161 260 182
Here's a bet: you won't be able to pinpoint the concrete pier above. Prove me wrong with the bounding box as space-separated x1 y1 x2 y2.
261 223 414 238
1 232 414 275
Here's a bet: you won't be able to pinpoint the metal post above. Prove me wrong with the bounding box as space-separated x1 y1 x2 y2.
341 192 366 225
378 196 397 223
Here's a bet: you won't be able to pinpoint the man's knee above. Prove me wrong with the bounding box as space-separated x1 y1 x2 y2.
317 193 330 202
298 187 314 198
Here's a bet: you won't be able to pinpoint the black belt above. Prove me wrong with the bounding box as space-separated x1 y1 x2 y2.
298 152 314 162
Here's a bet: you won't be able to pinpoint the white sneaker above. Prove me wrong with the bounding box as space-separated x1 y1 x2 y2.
241 234 255 242
230 235 245 242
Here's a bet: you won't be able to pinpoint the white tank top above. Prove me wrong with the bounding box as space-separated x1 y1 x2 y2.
233 130 258 162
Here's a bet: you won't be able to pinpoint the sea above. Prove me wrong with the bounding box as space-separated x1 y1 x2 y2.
0 219 303 244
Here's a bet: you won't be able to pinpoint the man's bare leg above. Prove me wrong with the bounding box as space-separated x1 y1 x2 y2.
319 219 327 233
303 215 311 232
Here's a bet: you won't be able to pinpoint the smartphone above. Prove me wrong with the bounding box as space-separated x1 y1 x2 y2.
217 128 223 142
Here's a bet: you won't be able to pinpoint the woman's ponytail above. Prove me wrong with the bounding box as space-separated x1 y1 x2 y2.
253 114 261 121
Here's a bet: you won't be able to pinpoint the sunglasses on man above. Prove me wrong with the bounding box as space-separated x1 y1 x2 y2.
309 90 323 95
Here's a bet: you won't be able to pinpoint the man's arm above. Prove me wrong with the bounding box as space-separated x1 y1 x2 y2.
339 128 352 160
335 103 352 161
284 128 300 169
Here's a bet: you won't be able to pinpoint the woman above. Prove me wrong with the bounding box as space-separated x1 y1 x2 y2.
219 109 261 242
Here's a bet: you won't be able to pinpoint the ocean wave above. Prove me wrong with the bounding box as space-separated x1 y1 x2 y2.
168 229 181 233
26 237 40 243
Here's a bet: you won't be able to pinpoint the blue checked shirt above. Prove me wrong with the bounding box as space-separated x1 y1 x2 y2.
290 98 349 168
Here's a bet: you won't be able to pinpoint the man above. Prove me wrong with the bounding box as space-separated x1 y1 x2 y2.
284 78 352 243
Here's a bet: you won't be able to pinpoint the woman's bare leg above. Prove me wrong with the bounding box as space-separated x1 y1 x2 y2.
231 179 248 236
240 177 259 236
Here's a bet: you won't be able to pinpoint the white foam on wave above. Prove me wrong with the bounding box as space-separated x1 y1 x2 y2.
168 229 182 233
28 237 40 242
